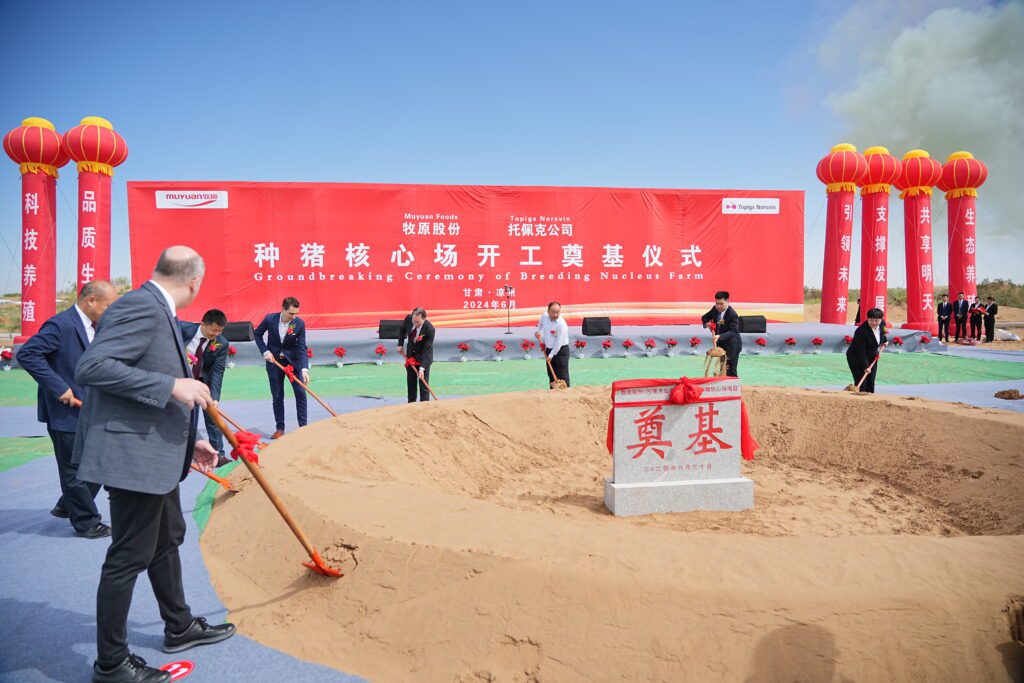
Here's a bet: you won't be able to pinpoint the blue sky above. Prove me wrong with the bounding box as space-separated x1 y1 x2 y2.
1 0 1017 293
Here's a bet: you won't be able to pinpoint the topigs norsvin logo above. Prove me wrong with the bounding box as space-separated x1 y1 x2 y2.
155 191 229 209
722 198 779 214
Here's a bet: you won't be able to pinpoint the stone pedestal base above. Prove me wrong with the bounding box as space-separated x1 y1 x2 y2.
604 476 754 517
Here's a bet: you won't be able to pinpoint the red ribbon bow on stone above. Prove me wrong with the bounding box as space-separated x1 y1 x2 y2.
668 377 704 405
230 430 262 465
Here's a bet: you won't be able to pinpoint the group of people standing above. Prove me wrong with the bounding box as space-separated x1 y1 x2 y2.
936 292 1000 343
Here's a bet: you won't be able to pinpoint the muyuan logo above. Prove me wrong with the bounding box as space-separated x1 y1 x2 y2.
722 198 779 214
156 191 229 209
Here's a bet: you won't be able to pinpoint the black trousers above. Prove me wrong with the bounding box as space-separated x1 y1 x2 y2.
266 363 307 430
970 315 983 340
717 343 740 378
96 485 193 667
937 317 950 341
48 429 101 533
545 346 570 387
848 356 878 393
984 317 996 343
954 315 967 340
406 364 431 402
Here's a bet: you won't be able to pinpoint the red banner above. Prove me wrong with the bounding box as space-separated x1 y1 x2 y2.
19 172 58 341
77 171 111 286
858 191 890 322
127 182 803 328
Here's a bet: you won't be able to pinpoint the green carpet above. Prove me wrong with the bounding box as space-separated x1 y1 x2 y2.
0 437 54 473
2 353 1022 405
192 460 242 534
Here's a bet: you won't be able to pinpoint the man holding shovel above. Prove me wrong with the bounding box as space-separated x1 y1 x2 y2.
405 307 435 402
535 301 570 388
700 291 742 378
846 307 887 393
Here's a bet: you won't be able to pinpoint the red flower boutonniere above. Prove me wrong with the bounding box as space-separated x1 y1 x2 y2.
207 341 222 353
187 352 198 366
416 335 424 343
286 323 296 335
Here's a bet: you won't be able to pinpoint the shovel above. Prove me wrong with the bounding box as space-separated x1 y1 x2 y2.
268 357 337 418
402 354 439 400
845 354 880 393
204 404 343 578
545 355 568 390
190 463 237 493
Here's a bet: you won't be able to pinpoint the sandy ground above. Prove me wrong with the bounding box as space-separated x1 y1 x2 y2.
202 387 1024 682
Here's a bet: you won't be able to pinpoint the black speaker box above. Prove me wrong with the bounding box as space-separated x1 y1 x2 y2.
222 321 254 342
378 319 405 339
582 316 612 336
738 315 767 334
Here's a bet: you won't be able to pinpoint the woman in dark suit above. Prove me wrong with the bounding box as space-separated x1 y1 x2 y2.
846 307 887 393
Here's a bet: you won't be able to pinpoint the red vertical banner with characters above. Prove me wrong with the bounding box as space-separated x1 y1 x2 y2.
127 183 805 328
62 117 128 286
856 147 901 323
3 117 68 342
895 150 943 333
938 151 987 303
816 144 867 324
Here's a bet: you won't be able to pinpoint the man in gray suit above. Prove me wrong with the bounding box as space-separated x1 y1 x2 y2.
75 246 235 683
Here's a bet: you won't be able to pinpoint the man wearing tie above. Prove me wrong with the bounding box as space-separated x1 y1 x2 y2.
936 293 952 343
700 291 743 378
17 280 118 539
404 307 435 402
254 297 309 439
983 296 999 343
969 299 985 341
179 310 229 466
397 308 415 357
75 247 234 682
952 292 969 341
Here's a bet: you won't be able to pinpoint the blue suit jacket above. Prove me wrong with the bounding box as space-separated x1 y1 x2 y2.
17 306 90 432
178 322 229 401
254 313 308 370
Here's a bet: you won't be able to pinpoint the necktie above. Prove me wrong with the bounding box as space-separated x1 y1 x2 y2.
193 339 206 380
91 320 97 330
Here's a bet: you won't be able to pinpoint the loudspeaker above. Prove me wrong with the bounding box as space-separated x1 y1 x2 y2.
223 321 254 342
378 319 405 339
582 316 612 336
738 315 767 334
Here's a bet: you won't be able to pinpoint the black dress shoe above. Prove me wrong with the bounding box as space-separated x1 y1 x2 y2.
92 654 170 682
77 522 112 539
215 454 230 468
50 505 68 518
163 616 236 653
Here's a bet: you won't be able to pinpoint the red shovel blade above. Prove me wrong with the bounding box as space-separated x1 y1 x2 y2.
302 550 343 578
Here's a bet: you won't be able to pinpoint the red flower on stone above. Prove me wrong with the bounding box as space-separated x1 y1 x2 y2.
622 339 635 349
643 338 656 350
666 338 678 347
919 336 931 344
811 337 824 346
520 339 536 352
333 346 346 358
893 337 904 346
374 344 387 356
689 337 701 347
574 340 587 349
457 342 470 353
494 341 507 353
601 339 613 349
228 345 238 356
785 337 797 346
756 337 767 347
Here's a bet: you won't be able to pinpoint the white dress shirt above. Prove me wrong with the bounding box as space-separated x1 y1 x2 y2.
279 318 290 340
148 280 176 317
536 314 569 359
872 326 881 345
186 326 207 356
74 304 95 343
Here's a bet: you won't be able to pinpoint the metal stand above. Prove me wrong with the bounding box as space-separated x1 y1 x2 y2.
504 285 515 334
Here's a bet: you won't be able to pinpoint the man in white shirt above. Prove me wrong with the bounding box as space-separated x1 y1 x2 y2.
534 301 571 387
179 310 229 464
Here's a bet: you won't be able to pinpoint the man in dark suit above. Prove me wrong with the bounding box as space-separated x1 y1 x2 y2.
179 309 229 466
846 307 888 393
983 296 999 343
254 297 309 439
75 246 235 683
936 293 952 343
700 291 742 378
969 299 984 341
18 280 118 539
953 292 969 341
404 307 435 402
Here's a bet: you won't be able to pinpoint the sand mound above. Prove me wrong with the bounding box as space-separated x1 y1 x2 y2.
203 387 1024 682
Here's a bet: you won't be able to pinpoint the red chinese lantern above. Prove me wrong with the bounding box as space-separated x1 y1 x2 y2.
938 151 987 304
62 116 129 286
856 146 901 323
816 143 868 324
895 150 943 334
3 117 69 342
